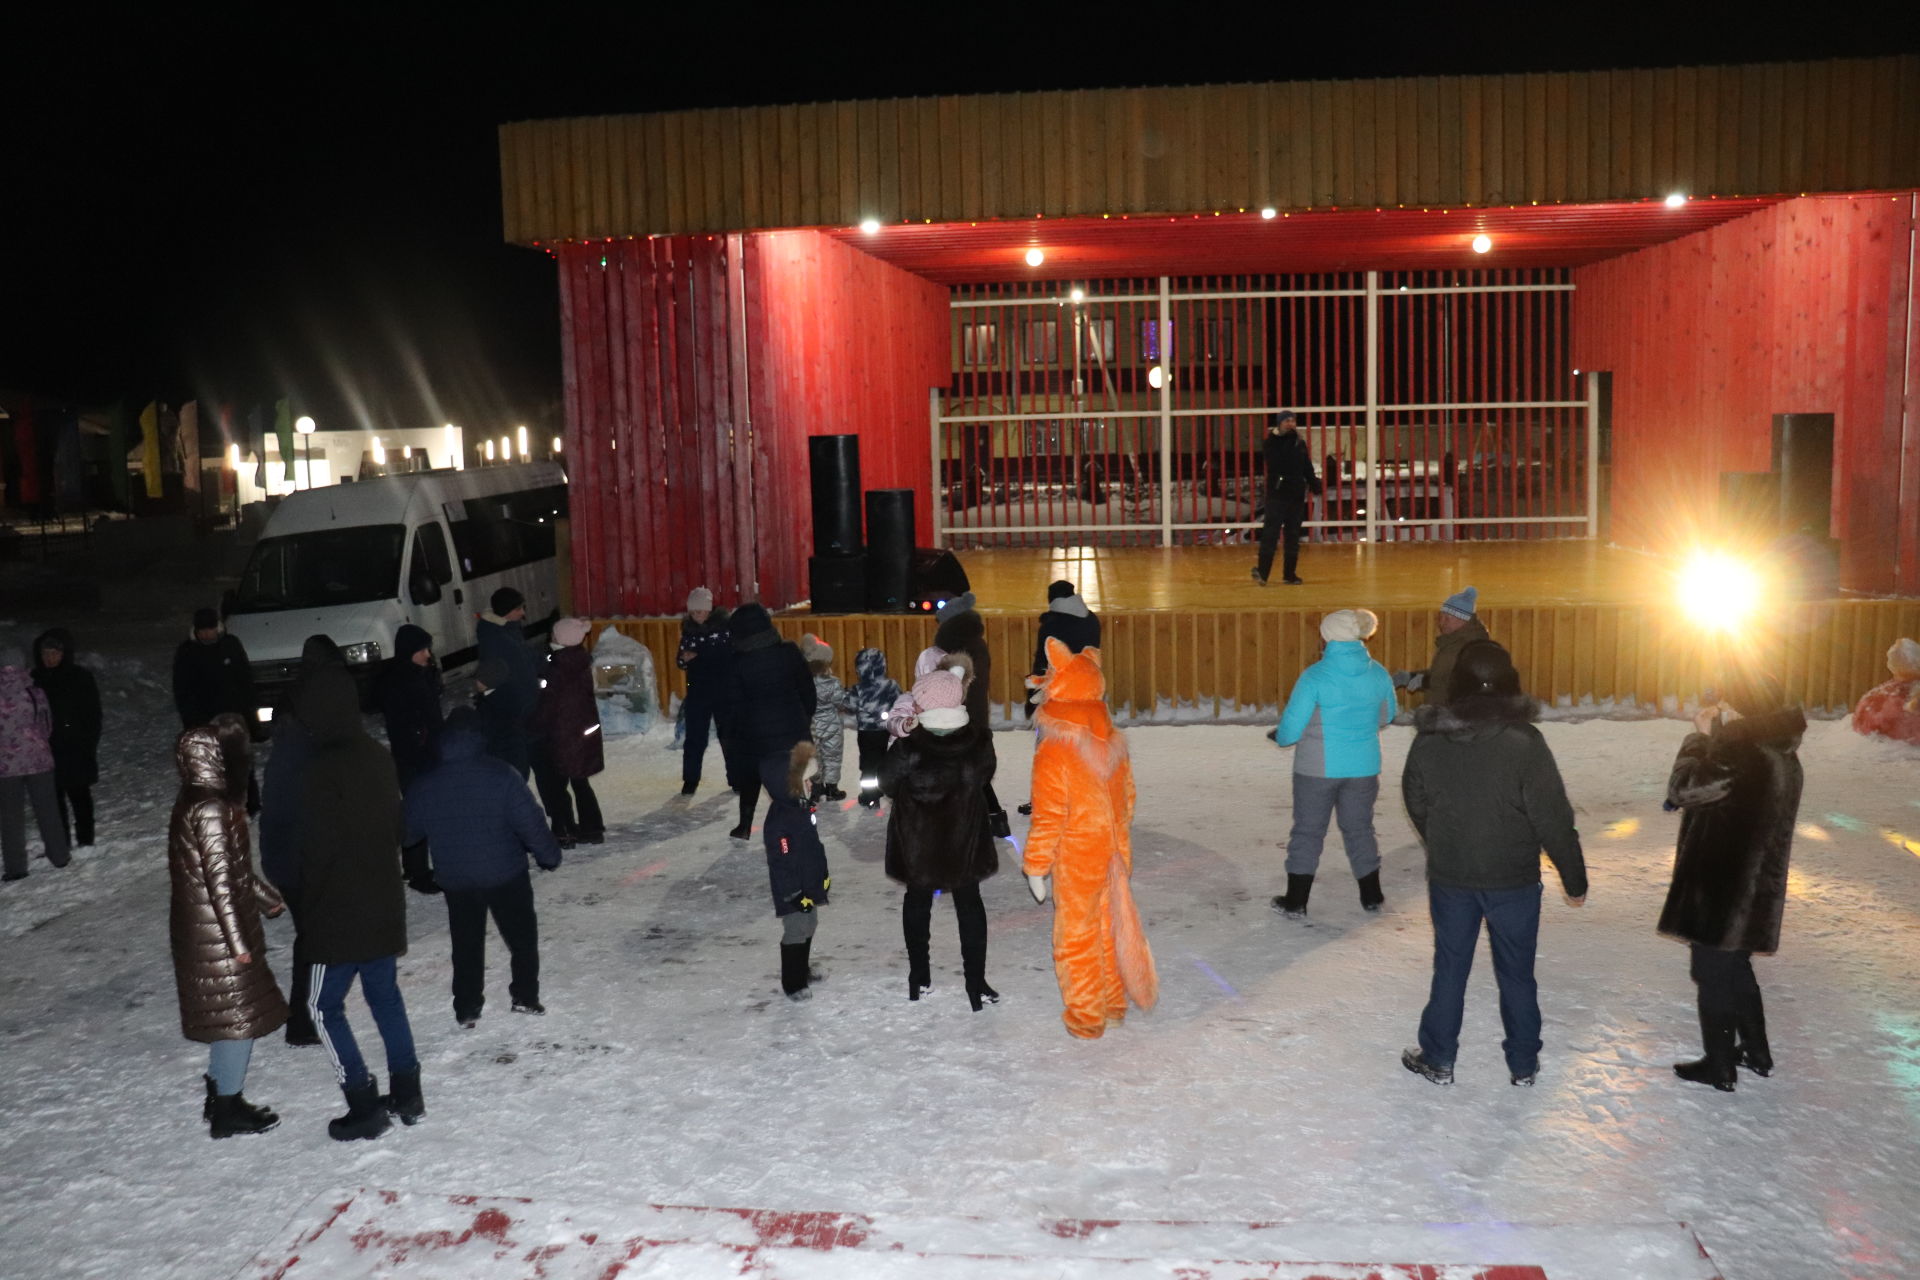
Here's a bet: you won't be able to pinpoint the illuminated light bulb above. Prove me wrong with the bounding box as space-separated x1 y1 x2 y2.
553 435 564 453
484 439 495 461
1260 207 1277 219
1664 192 1688 208
517 425 529 458
1147 365 1165 390
402 445 413 459
371 437 386 465
227 443 241 470
1471 234 1492 254
858 218 881 234
499 435 511 462
294 415 316 434
1069 287 1085 303
1025 248 1044 267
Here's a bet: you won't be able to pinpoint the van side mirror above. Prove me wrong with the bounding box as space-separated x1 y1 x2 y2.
409 569 442 606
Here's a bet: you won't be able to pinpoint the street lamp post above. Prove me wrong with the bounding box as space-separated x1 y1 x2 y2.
295 415 316 489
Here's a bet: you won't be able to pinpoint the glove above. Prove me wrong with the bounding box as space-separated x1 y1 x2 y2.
1405 672 1427 694
1391 669 1410 689
1027 873 1049 904
1265 727 1283 745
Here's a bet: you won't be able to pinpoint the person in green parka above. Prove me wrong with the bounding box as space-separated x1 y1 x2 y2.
1394 586 1490 707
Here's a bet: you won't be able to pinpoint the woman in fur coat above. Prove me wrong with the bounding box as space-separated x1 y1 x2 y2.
1659 672 1806 1091
879 654 999 1008
1022 638 1157 1038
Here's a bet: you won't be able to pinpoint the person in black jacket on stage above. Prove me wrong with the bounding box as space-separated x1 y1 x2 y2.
675 587 732 796
1659 672 1805 1092
1252 412 1323 586
720 603 814 841
31 628 102 849
173 607 261 814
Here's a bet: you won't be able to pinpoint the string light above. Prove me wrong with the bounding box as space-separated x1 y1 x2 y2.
1471 234 1493 254
859 218 881 234
1025 248 1045 267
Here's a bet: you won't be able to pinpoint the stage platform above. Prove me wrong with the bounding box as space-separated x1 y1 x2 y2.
596 542 1916 723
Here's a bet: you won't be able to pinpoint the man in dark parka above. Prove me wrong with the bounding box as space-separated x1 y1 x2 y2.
720 603 815 841
1659 672 1806 1091
31 627 101 848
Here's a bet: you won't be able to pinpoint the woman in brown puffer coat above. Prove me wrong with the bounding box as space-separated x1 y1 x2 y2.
169 713 288 1138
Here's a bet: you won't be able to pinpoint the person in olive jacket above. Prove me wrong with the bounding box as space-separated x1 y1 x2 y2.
1399 640 1587 1088
531 618 605 845
168 714 287 1139
879 654 1000 1009
31 628 101 848
295 664 419 1140
720 603 815 841
1658 672 1805 1092
1393 586 1492 708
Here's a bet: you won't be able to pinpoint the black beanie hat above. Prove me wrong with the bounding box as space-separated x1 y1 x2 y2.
192 606 220 631
1047 580 1075 601
491 587 525 616
1449 639 1521 701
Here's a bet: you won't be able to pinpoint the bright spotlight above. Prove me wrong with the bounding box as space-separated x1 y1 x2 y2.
1025 248 1045 267
227 444 241 471
859 218 881 234
1677 550 1763 632
517 425 529 459
294 415 316 434
371 437 386 465
1147 365 1165 390
1069 287 1085 303
1664 192 1688 208
553 435 564 453
484 439 495 461
1260 207 1277 219
1471 234 1492 254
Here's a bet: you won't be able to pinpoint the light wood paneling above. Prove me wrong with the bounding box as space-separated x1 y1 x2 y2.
501 57 1920 243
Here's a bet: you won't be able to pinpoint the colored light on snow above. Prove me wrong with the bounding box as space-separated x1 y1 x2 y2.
1675 550 1762 632
1825 811 1871 833
1883 829 1920 858
1604 818 1640 838
1189 955 1239 997
1797 823 1832 842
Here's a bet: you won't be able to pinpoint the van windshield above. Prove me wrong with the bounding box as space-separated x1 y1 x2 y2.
232 525 406 612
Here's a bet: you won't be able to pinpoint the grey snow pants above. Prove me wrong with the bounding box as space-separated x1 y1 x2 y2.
1284 773 1381 879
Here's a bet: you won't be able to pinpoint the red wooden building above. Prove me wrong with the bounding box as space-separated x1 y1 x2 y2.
502 57 1920 614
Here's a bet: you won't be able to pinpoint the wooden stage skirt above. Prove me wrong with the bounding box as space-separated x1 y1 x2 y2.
594 543 1917 723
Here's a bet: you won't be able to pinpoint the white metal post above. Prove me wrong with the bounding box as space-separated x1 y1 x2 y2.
1584 370 1601 540
1158 275 1173 547
1364 270 1380 545
929 386 945 549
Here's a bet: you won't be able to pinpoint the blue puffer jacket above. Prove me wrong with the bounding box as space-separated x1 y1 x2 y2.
848 648 902 731
403 721 561 891
1273 640 1398 778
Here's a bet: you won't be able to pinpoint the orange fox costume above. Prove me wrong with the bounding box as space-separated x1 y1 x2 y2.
1023 637 1158 1038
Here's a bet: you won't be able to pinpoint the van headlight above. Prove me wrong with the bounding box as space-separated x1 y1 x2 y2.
256 706 274 723
341 642 382 666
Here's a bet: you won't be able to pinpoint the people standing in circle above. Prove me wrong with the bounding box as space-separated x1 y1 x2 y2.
1268 609 1399 919
1 660 71 881
257 634 347 1047
933 592 1009 837
30 628 101 850
880 654 999 1008
720 603 815 841
531 618 605 847
167 714 286 1138
405 706 563 1028
378 624 444 895
1023 638 1158 1039
1659 673 1805 1092
1400 640 1586 1087
799 634 849 803
1252 411 1322 587
1394 587 1490 706
172 606 261 814
675 587 732 796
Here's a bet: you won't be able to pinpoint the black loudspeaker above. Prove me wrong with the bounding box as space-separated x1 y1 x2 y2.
1771 413 1834 538
808 435 862 557
809 554 869 614
864 489 915 612
906 548 970 614
1719 472 1780 541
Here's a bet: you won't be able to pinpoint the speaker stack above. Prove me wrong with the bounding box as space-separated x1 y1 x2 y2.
864 489 915 612
807 435 867 613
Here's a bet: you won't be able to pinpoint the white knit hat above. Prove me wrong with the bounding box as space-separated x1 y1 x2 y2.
687 586 714 612
1320 608 1379 644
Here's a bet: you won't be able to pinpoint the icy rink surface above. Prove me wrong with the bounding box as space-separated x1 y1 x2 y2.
1 615 1917 1280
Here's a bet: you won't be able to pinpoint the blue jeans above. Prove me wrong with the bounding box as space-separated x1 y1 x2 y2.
207 1038 254 1096
1416 882 1543 1077
311 956 418 1090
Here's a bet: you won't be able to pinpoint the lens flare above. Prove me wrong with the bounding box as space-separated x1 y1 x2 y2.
1677 550 1762 631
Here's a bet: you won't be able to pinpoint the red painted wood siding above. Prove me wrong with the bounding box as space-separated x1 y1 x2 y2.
557 231 947 615
1573 194 1920 596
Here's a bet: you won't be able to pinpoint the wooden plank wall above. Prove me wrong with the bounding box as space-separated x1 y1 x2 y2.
502 57 1920 243
1572 193 1920 596
557 230 948 615
593 599 1920 726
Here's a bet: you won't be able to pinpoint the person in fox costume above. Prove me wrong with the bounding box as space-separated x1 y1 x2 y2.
1022 637 1157 1039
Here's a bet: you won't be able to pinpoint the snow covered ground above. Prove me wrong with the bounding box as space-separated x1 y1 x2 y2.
2 610 1918 1280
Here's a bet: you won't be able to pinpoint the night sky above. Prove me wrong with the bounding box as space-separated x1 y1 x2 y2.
4 7 1908 438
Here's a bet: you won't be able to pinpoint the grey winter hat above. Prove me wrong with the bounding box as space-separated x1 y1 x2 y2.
1440 585 1478 620
935 591 977 623
687 586 714 613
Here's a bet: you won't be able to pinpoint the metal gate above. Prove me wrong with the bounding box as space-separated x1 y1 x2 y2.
932 270 1597 548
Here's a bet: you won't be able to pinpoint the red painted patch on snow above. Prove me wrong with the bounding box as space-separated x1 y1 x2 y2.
1047 1218 1122 1239
621 859 669 885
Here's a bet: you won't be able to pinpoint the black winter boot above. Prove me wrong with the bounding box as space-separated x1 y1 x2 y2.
956 889 996 1011
208 1091 280 1139
780 941 813 1001
1673 1058 1737 1091
1271 873 1314 919
1357 870 1385 912
381 1067 426 1125
1675 1007 1739 1091
1737 1002 1773 1076
903 901 932 1002
328 1077 392 1141
730 793 757 841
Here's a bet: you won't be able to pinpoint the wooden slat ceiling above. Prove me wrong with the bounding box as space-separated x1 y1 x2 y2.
817 196 1790 281
501 57 1919 244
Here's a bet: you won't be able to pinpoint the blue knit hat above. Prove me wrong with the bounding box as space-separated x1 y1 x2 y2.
1440 586 1478 620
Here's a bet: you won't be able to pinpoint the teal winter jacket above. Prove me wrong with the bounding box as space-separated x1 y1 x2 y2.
1273 640 1398 778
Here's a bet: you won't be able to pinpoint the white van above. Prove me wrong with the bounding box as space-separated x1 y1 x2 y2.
225 461 568 723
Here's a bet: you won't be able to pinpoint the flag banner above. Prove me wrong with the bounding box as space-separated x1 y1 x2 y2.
108 400 132 506
180 401 202 493
139 401 162 499
274 398 295 482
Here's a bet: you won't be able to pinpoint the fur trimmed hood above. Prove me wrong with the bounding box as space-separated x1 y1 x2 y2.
933 608 985 655
1413 691 1539 739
